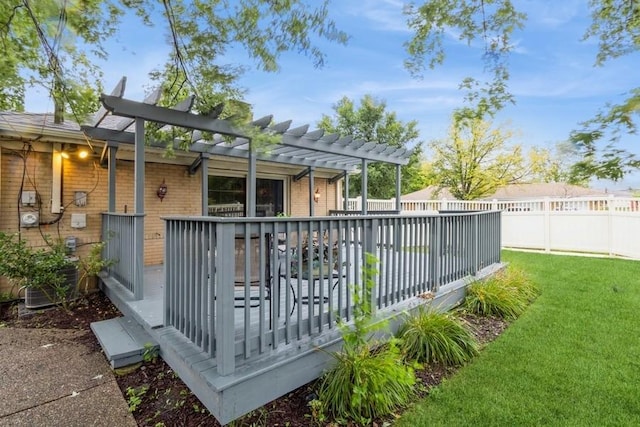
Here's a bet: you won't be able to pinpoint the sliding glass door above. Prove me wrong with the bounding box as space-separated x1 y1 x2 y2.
208 176 284 217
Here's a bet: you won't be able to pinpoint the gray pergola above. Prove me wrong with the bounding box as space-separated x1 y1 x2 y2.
82 77 411 219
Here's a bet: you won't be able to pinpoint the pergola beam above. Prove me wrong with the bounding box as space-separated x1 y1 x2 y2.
280 133 408 165
293 167 312 182
100 95 245 138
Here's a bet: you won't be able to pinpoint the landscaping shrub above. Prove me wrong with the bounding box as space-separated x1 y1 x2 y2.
316 253 416 425
318 341 416 424
464 266 538 319
500 267 539 302
398 308 478 366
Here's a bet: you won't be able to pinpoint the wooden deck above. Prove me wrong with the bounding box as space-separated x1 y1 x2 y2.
99 258 503 425
96 211 503 424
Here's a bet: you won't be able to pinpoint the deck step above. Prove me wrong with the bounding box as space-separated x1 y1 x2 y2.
90 316 159 368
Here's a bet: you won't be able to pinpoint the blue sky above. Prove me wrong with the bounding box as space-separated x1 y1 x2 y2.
25 0 639 190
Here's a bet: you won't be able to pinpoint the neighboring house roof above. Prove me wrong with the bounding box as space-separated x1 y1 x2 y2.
483 183 608 200
402 182 610 201
402 185 455 200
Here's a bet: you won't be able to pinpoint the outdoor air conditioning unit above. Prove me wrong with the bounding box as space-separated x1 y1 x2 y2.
24 264 79 309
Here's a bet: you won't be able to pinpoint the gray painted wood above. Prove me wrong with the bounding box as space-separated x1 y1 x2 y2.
90 316 158 368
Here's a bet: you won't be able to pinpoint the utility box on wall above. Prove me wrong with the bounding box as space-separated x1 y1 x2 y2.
71 213 86 229
20 212 39 228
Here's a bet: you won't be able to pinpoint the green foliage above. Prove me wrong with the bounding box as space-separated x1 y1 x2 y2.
403 1 640 181
76 241 114 294
0 232 73 300
2 1 347 124
318 95 428 199
316 253 416 424
318 342 416 425
569 88 640 182
404 0 526 118
337 252 382 350
464 266 538 319
526 142 590 186
0 0 118 119
398 308 478 366
126 385 149 413
142 343 159 363
429 117 526 199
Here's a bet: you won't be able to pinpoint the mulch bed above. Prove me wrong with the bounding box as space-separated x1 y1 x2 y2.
0 292 509 426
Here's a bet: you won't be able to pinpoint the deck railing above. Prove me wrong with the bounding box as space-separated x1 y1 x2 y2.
101 212 145 299
163 211 501 375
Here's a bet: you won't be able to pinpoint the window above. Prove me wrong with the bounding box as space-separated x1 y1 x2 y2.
208 176 284 217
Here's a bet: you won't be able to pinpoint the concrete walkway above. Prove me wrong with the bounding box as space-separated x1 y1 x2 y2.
0 327 136 427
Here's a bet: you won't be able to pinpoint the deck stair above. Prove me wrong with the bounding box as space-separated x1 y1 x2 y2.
90 316 159 368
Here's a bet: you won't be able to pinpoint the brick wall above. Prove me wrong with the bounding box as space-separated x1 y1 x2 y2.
289 177 337 217
1 141 342 294
0 144 201 293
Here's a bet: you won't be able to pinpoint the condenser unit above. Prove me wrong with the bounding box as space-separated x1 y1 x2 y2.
23 264 79 309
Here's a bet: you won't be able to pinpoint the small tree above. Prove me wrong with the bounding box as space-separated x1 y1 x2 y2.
318 95 428 199
429 117 527 200
316 253 416 424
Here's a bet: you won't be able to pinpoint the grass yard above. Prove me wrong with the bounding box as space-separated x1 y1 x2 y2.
397 250 640 426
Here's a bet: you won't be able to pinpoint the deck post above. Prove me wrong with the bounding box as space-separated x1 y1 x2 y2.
133 118 145 300
364 218 378 312
428 216 442 293
216 222 236 375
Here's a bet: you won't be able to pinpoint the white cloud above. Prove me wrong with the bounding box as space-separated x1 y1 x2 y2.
344 0 410 33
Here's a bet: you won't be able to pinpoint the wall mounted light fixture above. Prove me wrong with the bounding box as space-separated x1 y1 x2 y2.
61 144 90 160
157 179 168 202
313 187 320 203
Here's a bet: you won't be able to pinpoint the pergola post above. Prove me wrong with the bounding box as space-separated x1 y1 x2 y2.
395 164 401 212
309 167 315 217
247 140 256 217
361 159 368 215
200 154 210 216
133 118 145 300
342 172 349 210
107 141 118 213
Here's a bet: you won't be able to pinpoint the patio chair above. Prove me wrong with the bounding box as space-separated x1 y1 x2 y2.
234 235 271 309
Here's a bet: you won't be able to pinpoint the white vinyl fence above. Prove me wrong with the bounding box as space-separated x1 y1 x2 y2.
348 196 640 259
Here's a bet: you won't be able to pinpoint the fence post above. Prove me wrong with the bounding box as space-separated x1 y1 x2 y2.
608 194 614 256
543 197 551 253
216 222 236 375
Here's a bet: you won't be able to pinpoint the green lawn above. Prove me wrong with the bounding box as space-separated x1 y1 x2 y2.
397 250 640 426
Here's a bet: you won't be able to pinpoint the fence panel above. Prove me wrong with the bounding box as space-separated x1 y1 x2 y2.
352 196 640 259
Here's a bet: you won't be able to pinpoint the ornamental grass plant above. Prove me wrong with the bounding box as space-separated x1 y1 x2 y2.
397 308 478 366
316 253 416 425
464 266 538 319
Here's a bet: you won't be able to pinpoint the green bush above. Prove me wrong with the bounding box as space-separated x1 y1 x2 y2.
398 308 478 366
464 267 538 319
318 341 416 424
0 232 72 295
316 253 416 425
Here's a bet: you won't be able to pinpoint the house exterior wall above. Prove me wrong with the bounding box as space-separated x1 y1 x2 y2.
0 143 202 294
1 140 343 294
289 177 336 217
